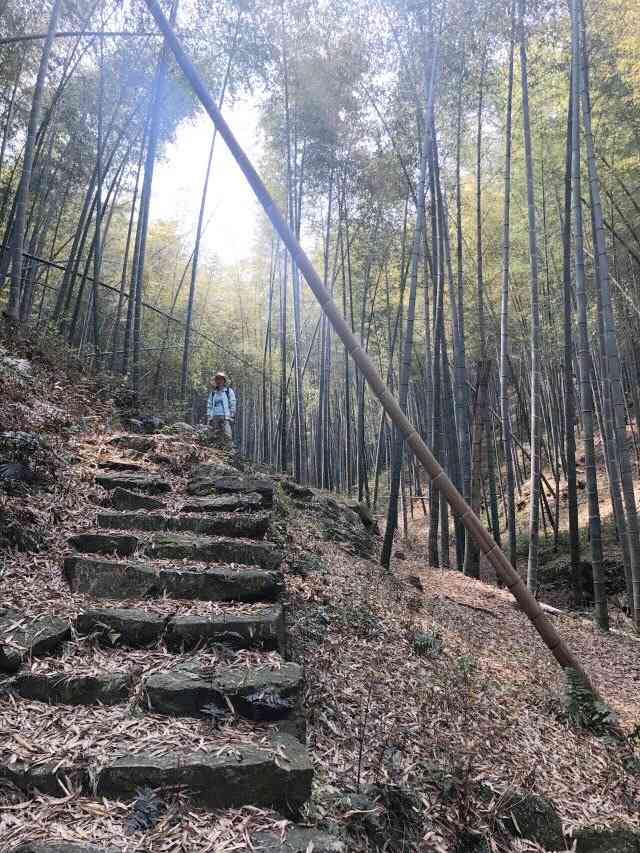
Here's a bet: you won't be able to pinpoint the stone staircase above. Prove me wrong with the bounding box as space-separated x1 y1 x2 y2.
0 435 335 851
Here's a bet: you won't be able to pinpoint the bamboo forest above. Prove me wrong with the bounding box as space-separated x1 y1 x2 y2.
1 0 640 850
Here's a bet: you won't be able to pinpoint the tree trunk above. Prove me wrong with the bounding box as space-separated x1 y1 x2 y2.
561 77 582 604
6 0 62 321
500 0 518 571
180 19 238 403
132 0 178 398
89 33 104 367
571 0 608 630
463 359 491 578
381 26 439 570
279 239 288 472
465 38 490 574
110 138 145 372
0 53 24 228
519 0 542 593
579 0 635 627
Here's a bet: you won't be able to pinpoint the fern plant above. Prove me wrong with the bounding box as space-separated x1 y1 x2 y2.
413 630 443 657
564 668 617 735
126 787 164 834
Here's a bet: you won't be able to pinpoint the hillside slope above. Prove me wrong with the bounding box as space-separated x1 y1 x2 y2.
0 334 639 852
285 499 640 851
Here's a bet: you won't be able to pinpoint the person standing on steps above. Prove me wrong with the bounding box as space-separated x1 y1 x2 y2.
207 371 236 445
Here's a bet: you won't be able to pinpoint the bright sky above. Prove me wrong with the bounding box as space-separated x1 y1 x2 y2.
152 98 262 266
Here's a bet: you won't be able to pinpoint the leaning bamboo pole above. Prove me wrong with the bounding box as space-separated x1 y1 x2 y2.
142 0 595 693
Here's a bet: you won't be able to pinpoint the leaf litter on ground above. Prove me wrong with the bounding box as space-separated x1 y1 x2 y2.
3 330 640 850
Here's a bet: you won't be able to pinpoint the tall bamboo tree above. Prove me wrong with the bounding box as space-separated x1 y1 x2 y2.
5 0 62 322
571 0 608 629
519 0 542 593
500 0 517 570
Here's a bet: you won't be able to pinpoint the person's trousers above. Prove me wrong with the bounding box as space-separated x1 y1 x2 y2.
210 415 233 439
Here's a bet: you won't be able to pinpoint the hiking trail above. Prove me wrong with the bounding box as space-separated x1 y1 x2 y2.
1 429 343 853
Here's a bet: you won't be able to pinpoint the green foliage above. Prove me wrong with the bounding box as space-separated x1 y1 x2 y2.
627 721 640 747
412 629 443 657
274 482 293 519
455 655 476 678
622 753 640 774
332 602 380 639
125 787 164 834
621 722 640 773
563 668 618 735
454 832 490 853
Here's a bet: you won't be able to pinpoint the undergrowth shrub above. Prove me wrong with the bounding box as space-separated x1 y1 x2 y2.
563 668 618 735
412 629 443 657
333 602 380 639
289 553 326 577
126 787 164 834
622 722 640 773
274 482 293 519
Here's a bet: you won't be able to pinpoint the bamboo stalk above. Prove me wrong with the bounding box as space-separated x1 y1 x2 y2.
141 0 596 693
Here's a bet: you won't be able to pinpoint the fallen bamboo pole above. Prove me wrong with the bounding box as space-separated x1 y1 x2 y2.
142 0 596 693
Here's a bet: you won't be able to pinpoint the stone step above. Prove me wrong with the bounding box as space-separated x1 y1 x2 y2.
187 467 275 506
145 532 282 569
2 734 312 815
1 760 89 796
12 844 118 853
94 471 171 494
109 433 156 452
68 531 139 557
4 670 134 705
0 609 71 673
64 556 283 601
101 734 310 813
3 662 302 729
3 828 344 853
240 828 346 853
76 606 165 646
180 492 266 513
69 531 282 570
111 486 166 511
143 661 303 722
166 605 285 652
97 460 145 472
76 604 285 652
96 509 271 540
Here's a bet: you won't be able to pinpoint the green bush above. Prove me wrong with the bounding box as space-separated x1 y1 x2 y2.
413 629 443 657
564 668 618 734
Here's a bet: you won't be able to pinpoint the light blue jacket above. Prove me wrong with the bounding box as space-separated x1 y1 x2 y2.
207 386 236 420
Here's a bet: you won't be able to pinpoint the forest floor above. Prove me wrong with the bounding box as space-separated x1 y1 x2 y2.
288 509 640 851
1 330 639 852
